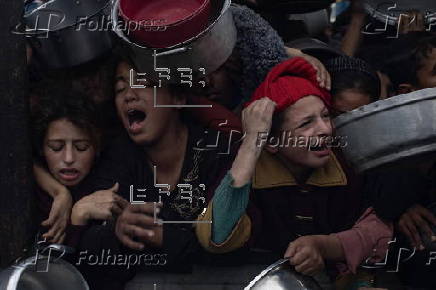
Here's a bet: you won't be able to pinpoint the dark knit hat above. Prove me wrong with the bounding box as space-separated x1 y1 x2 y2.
230 5 288 101
247 57 331 112
325 56 379 84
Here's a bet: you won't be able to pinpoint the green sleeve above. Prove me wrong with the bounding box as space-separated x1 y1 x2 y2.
211 171 251 244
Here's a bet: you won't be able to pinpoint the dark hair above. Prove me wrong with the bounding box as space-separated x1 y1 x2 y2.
31 83 101 165
271 111 285 137
326 56 381 102
330 70 380 102
383 32 436 90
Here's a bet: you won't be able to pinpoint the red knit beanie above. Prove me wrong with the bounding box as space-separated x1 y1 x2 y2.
246 57 331 112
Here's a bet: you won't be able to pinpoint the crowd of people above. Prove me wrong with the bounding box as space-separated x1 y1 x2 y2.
23 0 436 289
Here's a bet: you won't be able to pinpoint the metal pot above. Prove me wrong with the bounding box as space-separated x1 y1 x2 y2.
334 88 436 173
119 0 212 48
112 0 237 83
363 0 436 26
0 244 89 290
245 259 322 290
17 0 114 69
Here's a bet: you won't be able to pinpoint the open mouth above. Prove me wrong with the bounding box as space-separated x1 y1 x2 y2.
127 109 146 125
126 109 147 134
59 168 80 181
308 144 327 151
307 137 328 152
60 168 79 175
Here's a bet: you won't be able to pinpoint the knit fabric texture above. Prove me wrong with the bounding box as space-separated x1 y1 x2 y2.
325 55 379 84
231 5 288 101
247 57 332 112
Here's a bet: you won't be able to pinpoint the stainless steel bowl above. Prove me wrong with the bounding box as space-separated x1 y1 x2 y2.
245 259 322 290
0 245 88 290
334 88 436 173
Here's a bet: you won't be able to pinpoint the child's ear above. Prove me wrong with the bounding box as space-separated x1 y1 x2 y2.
265 144 278 154
397 83 415 94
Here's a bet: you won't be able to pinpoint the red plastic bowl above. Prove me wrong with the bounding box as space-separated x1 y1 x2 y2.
119 0 211 48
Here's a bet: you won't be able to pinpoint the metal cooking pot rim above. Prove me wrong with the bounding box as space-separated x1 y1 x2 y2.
334 88 436 128
4 255 89 290
244 259 288 289
111 0 231 50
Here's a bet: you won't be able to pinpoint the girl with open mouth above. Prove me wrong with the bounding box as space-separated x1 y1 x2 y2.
32 87 128 246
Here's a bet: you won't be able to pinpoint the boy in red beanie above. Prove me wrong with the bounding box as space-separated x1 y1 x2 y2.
196 57 392 289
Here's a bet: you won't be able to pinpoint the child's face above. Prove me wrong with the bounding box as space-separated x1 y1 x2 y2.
416 48 436 89
44 119 96 187
332 88 371 117
114 62 184 146
271 95 332 170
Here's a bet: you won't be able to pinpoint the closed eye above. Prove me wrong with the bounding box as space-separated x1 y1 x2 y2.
74 141 91 152
298 119 312 128
47 141 64 152
115 82 127 94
